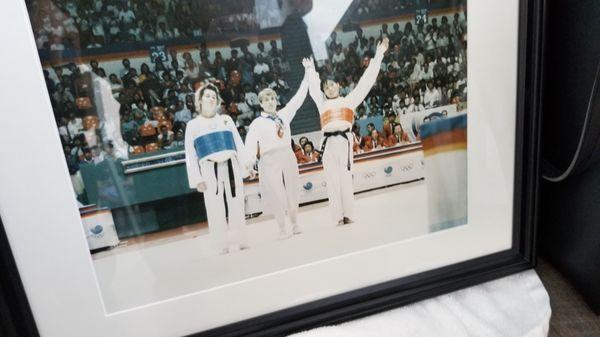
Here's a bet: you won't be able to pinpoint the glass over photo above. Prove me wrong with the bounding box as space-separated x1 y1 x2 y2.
25 0 468 313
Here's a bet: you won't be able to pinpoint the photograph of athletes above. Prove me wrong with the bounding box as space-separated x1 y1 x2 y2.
28 0 468 312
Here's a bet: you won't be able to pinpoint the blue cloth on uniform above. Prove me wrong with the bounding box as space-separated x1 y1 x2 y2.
193 131 236 159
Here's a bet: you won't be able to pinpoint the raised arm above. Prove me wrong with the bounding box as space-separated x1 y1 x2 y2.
346 37 389 109
278 72 308 123
184 121 203 189
304 57 325 113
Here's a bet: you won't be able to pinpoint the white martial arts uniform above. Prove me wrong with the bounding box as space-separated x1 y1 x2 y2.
245 78 308 233
184 114 249 253
307 51 385 222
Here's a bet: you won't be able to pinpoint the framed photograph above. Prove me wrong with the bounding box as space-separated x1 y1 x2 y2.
0 0 543 336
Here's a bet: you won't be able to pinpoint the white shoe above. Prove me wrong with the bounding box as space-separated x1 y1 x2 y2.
240 243 250 250
292 224 302 235
336 219 345 226
219 248 229 255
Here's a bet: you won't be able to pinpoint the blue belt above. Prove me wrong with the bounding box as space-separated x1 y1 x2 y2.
193 131 236 159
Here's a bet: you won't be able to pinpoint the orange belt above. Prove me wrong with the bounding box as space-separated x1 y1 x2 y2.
320 107 354 127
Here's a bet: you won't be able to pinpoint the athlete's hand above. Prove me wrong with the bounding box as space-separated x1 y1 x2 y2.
196 182 207 192
302 57 314 70
376 37 389 55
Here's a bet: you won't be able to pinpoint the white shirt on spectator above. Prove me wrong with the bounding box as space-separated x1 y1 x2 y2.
119 9 136 24
59 125 70 140
269 79 289 91
419 68 434 81
109 21 120 35
424 88 441 108
51 25 65 38
437 35 449 48
68 118 84 138
236 102 253 120
50 43 66 51
156 28 173 40
245 91 260 107
332 51 346 64
174 108 192 124
94 0 103 12
254 62 270 75
92 20 105 37
406 102 425 113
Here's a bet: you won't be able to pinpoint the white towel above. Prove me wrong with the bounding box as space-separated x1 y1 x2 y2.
289 270 550 337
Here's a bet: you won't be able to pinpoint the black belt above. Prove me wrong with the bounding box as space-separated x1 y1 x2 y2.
320 128 351 171
211 158 236 198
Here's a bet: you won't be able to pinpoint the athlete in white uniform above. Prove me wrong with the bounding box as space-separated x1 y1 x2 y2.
184 83 250 254
307 37 389 225
245 62 309 239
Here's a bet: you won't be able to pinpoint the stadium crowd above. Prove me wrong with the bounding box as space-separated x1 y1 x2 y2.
41 7 466 197
28 0 460 53
27 0 260 51
49 37 291 169
311 10 467 156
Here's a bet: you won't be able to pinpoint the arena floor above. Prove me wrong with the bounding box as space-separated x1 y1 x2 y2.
93 179 433 313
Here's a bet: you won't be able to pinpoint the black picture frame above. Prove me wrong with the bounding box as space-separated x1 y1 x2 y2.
0 0 544 336
0 218 40 337
192 0 545 335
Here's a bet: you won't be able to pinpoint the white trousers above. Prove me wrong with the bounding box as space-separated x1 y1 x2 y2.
258 148 300 230
322 134 354 222
199 158 247 252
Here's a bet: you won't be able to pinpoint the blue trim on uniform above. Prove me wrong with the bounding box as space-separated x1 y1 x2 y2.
193 131 236 159
419 114 467 138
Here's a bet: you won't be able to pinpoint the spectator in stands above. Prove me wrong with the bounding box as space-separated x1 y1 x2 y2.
156 22 175 40
120 59 132 79
254 55 270 77
363 129 385 152
53 83 74 106
235 92 254 124
183 58 200 83
419 62 434 81
356 105 367 119
90 60 105 77
81 147 94 164
423 82 438 108
157 125 174 148
292 139 304 163
173 100 192 124
269 73 290 102
299 142 320 163
226 49 241 73
407 96 425 113
385 124 409 147
212 51 227 79
366 122 376 135
172 128 185 147
268 40 283 60
240 45 256 67
383 112 399 138
138 63 155 83
332 46 346 64
67 113 84 138
257 41 268 59
352 124 362 153
242 84 260 111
